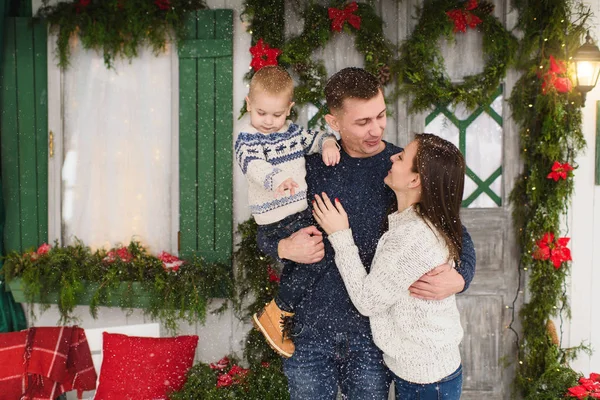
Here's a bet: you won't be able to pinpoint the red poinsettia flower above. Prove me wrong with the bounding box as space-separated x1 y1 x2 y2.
568 385 590 399
209 356 230 370
155 0 170 10
328 2 362 32
550 237 572 268
216 373 234 388
541 55 573 94
547 161 574 181
446 1 482 33
568 373 600 398
116 247 133 262
103 247 133 263
249 38 281 71
533 232 552 260
75 0 90 13
157 251 184 272
28 243 52 261
261 361 270 368
36 243 51 255
228 364 250 378
267 265 280 283
465 0 478 10
533 232 571 269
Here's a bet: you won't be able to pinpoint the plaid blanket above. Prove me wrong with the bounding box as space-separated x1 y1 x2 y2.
0 326 97 400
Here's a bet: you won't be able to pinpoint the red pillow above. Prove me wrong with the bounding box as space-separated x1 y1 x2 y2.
94 332 198 400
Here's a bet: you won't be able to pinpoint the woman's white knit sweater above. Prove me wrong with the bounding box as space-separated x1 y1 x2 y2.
327 206 463 384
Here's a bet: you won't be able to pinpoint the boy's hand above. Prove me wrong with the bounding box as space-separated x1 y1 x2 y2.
322 140 341 166
275 178 299 197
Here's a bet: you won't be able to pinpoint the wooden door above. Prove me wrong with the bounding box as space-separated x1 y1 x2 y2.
403 1 520 398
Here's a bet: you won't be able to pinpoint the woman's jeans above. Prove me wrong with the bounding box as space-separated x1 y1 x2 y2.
393 364 463 400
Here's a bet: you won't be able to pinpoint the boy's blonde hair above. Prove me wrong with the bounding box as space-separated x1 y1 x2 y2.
249 66 294 101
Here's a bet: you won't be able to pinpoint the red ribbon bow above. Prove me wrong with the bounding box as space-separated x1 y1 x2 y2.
446 0 482 33
249 38 282 71
547 160 574 181
541 55 573 94
533 232 572 269
328 2 362 32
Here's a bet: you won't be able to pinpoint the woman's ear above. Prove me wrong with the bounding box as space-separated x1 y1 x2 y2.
245 96 252 112
408 173 421 189
324 113 340 132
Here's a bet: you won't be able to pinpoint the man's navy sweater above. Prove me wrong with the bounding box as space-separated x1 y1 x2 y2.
259 141 476 336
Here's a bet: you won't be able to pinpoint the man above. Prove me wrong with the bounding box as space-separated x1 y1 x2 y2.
258 67 476 399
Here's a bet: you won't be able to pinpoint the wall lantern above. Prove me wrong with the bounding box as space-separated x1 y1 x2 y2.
573 31 600 106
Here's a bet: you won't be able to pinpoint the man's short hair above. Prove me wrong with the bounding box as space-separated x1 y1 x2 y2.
325 67 381 111
249 66 294 100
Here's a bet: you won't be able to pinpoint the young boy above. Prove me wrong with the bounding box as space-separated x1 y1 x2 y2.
234 66 340 358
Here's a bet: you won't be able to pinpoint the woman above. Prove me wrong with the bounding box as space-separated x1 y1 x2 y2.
312 133 465 400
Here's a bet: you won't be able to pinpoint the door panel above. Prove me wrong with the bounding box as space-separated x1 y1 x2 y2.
406 1 519 397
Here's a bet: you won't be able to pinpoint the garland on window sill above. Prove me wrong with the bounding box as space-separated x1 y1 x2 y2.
1 240 232 333
37 0 207 69
508 1 593 398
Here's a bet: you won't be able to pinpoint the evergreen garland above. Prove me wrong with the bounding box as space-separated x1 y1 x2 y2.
396 0 518 112
508 0 592 398
38 0 207 69
170 356 289 399
171 218 288 398
233 219 287 384
241 0 396 124
1 240 232 333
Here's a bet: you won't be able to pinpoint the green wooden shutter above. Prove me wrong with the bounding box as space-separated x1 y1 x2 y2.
179 10 233 265
0 17 48 253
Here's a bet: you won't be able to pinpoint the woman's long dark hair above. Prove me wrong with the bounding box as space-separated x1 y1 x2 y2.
412 133 465 262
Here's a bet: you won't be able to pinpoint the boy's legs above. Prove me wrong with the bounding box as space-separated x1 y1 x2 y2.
254 210 323 357
269 210 329 313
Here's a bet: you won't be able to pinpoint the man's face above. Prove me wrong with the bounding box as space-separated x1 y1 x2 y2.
325 90 386 158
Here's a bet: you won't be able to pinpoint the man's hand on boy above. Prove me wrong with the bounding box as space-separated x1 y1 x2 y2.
278 226 325 264
275 178 299 197
409 263 465 300
322 139 341 166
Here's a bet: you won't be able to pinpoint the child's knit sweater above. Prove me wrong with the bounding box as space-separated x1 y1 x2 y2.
327 206 464 384
235 117 334 225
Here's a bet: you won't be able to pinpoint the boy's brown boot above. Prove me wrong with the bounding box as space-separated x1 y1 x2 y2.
252 299 295 358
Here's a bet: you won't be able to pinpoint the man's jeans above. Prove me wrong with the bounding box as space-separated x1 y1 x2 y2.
283 330 391 400
392 364 463 400
257 209 328 312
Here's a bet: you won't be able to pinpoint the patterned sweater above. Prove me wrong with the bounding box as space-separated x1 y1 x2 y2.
235 117 335 225
327 206 464 384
